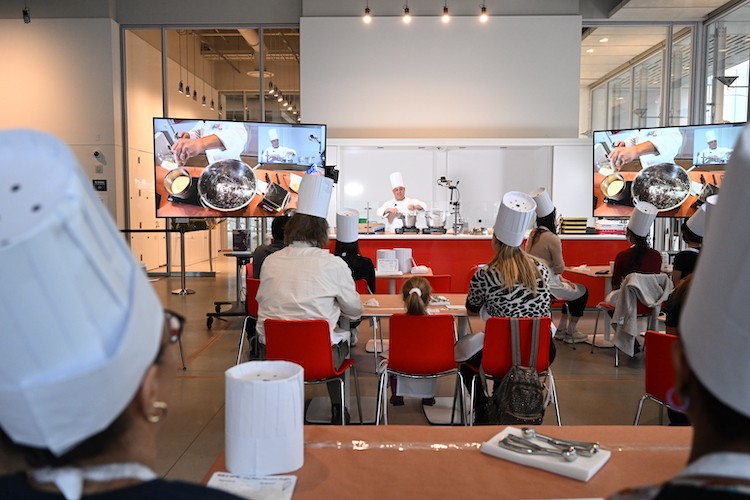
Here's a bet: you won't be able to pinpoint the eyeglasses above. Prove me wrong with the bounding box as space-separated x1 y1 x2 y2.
155 309 185 364
164 309 185 344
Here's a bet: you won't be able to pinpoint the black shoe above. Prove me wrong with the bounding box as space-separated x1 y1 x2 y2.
331 404 351 424
421 397 436 406
390 395 405 406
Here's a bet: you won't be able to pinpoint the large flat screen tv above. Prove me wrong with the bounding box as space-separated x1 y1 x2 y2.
153 118 326 218
592 122 744 218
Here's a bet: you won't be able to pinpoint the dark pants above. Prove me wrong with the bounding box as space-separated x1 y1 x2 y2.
561 286 589 317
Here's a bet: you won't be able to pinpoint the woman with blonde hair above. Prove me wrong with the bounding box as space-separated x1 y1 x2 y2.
457 192 552 423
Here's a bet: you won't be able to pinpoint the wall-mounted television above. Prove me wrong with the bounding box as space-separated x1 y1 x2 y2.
592 122 744 218
153 118 326 218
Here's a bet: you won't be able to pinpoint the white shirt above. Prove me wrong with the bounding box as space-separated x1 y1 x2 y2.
624 127 683 169
262 145 297 163
256 242 363 345
696 146 732 164
376 197 427 232
187 121 248 164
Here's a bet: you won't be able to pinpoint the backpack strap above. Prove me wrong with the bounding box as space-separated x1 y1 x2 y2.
510 318 521 366
527 317 540 371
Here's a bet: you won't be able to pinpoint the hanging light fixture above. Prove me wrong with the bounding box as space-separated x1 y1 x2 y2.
185 32 191 98
479 3 488 23
442 2 450 23
267 81 275 95
402 2 411 24
178 33 184 94
192 33 198 101
201 41 207 107
363 1 372 24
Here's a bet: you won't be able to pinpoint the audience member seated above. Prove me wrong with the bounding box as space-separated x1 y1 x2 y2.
611 124 750 498
388 277 437 407
256 175 363 425
610 202 662 292
671 206 706 287
251 216 290 278
456 191 552 424
525 187 589 343
0 130 242 499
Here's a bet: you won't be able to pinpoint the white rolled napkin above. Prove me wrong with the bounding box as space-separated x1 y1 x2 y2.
225 361 304 476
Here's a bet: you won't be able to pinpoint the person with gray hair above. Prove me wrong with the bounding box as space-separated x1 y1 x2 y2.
0 130 241 499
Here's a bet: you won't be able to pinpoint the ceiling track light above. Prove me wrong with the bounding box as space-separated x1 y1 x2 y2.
185 32 191 98
178 34 184 93
479 4 488 23
442 4 450 23
22 3 30 23
268 81 275 95
403 4 411 24
363 3 372 24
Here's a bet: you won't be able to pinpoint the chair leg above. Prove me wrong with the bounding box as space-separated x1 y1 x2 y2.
614 343 619 367
633 395 647 425
468 374 478 427
456 373 468 426
591 308 601 354
352 366 363 425
547 369 561 426
375 370 387 425
338 378 346 426
236 316 250 365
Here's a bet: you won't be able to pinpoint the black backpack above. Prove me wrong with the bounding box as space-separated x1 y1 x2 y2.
487 318 545 425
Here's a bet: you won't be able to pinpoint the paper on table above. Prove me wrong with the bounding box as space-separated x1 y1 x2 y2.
363 298 380 307
479 426 610 482
207 472 296 500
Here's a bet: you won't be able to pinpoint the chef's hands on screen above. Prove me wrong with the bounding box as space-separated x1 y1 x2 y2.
384 207 400 216
608 142 638 169
172 132 206 164
407 204 423 211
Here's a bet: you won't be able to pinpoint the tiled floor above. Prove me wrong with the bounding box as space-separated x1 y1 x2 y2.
1 255 670 482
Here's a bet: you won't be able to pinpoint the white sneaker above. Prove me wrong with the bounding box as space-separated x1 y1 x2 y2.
554 329 567 340
564 330 588 344
350 327 359 347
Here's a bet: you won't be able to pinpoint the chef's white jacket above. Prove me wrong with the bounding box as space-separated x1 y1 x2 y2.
376 197 427 232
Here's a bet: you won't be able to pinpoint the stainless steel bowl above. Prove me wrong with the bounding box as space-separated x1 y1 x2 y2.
424 210 446 228
197 159 257 212
631 163 691 211
600 172 627 200
163 167 193 198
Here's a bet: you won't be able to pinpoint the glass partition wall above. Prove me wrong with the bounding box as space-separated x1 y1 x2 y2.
123 26 300 273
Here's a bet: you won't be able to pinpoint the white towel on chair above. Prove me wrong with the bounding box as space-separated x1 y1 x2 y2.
609 273 673 356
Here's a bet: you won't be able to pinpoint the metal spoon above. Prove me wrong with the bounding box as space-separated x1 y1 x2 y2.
521 427 599 456
500 435 578 462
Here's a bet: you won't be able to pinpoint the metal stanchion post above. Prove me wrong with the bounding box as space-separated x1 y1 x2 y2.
172 226 196 295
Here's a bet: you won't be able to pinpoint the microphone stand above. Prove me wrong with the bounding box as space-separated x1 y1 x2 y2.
437 177 463 235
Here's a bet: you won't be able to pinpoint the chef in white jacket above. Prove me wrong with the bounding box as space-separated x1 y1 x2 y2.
376 172 427 232
172 120 248 164
609 127 683 170
262 128 297 163
696 130 733 164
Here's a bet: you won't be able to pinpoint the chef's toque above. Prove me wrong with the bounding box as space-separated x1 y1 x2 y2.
530 187 554 218
296 174 333 219
0 130 163 455
493 191 536 247
705 130 717 142
336 208 359 243
390 172 405 189
268 128 279 141
627 201 658 237
681 123 750 418
685 204 708 237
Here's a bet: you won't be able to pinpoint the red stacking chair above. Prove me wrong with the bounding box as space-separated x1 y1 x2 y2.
634 330 680 425
471 317 560 426
422 274 452 293
355 278 372 294
237 277 261 364
264 319 362 425
376 314 466 425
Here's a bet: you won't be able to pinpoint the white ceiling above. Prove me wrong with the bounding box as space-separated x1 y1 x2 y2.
580 0 736 88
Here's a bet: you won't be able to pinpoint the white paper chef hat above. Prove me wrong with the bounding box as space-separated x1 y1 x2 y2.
627 201 658 237
685 205 708 237
390 172 405 189
681 123 750 418
336 208 359 243
0 130 163 455
493 191 537 247
705 130 717 142
268 128 279 141
296 174 333 219
530 187 554 217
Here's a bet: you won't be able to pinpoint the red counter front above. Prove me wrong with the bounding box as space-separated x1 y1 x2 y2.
329 234 629 306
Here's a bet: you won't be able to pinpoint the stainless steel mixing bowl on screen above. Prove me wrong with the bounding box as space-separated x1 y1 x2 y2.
631 163 691 211
197 159 257 212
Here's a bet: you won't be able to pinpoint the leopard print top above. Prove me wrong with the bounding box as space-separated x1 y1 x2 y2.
466 258 551 318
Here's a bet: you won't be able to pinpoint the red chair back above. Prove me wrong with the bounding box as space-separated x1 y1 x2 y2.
423 274 452 293
245 262 254 279
264 319 349 381
355 278 372 294
465 265 483 292
388 314 457 375
246 277 261 317
482 317 553 378
644 330 678 403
